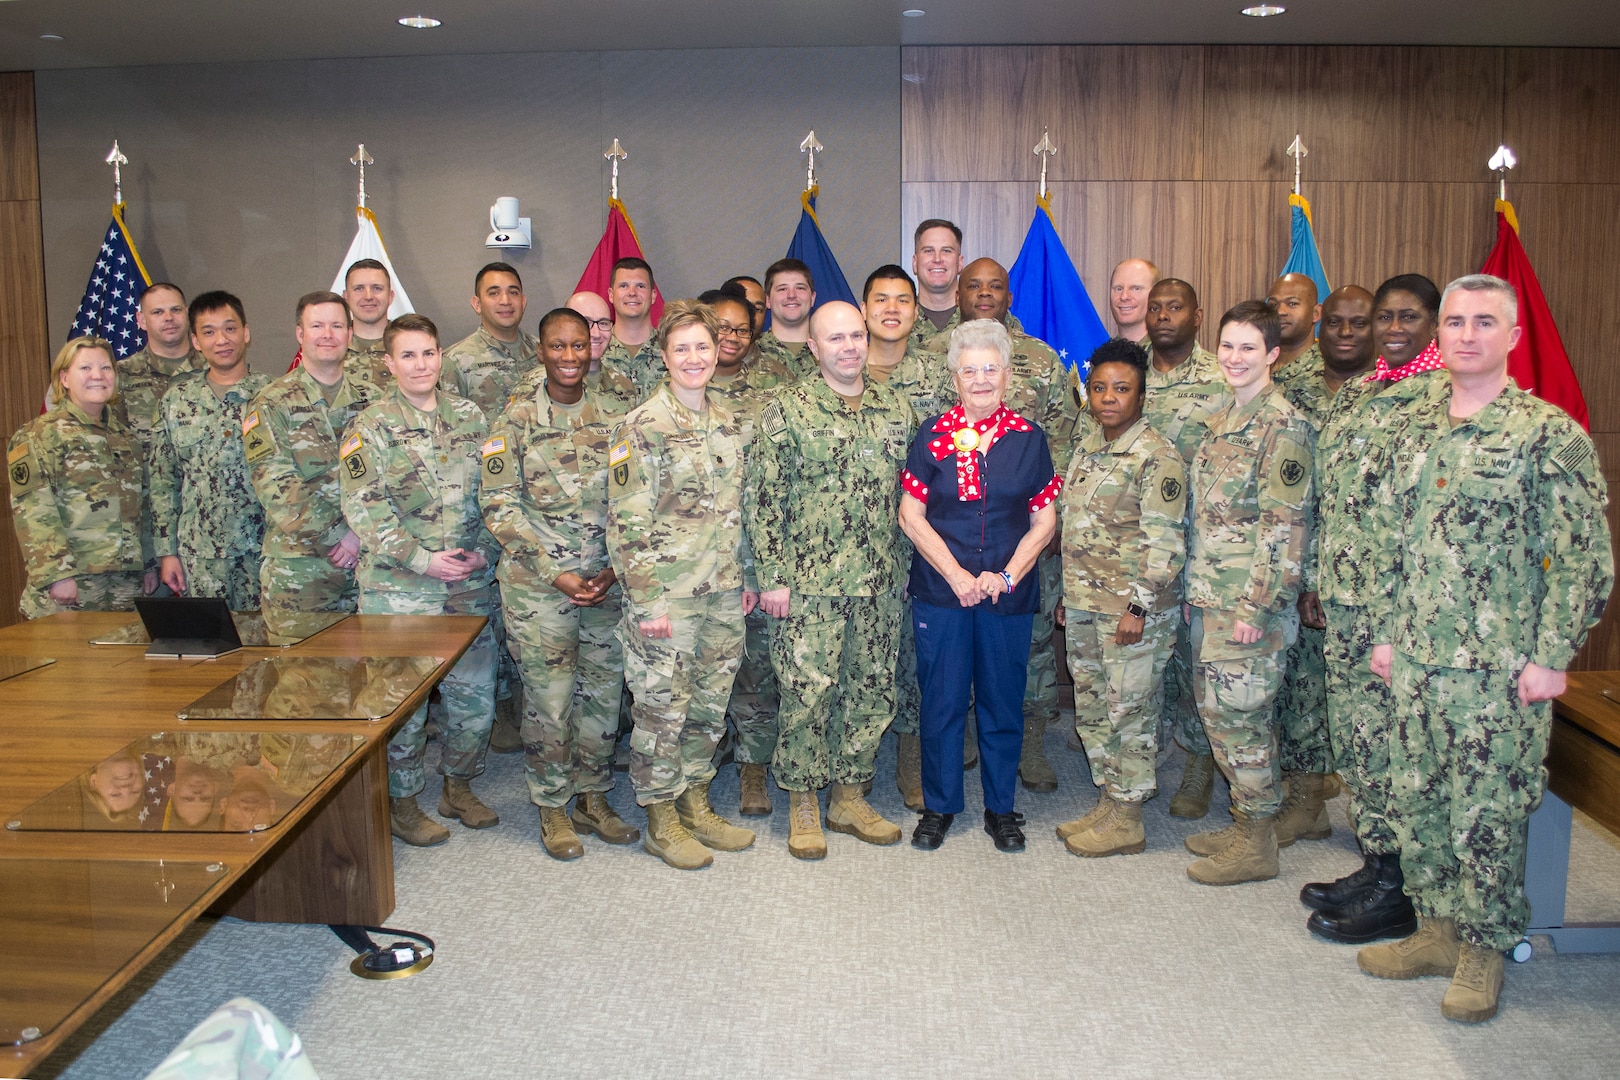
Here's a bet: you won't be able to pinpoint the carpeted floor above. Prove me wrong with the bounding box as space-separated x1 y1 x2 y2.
39 726 1620 1079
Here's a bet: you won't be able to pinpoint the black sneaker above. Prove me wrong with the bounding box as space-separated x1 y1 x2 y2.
912 810 954 850
983 809 1026 852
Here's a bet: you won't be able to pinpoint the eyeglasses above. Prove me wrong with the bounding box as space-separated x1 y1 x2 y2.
585 318 613 331
956 363 1005 379
716 323 753 339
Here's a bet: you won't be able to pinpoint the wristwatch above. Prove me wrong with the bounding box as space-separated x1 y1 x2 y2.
1125 602 1148 619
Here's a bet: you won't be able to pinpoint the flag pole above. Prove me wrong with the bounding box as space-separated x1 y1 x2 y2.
1286 134 1307 197
1489 144 1517 203
605 138 627 202
799 130 822 192
104 140 127 207
350 144 373 209
1033 129 1056 202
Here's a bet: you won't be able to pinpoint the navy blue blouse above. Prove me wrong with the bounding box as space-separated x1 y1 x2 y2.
902 411 1058 617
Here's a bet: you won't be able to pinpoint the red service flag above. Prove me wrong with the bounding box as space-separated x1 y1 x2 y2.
1480 199 1589 429
576 198 662 327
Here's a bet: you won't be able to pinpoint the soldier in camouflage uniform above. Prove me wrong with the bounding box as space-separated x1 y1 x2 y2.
481 308 641 860
920 258 1078 793
1303 278 1442 945
116 283 207 443
600 259 665 401
342 258 396 387
438 261 535 742
8 337 152 619
340 313 503 848
911 219 965 347
1361 276 1613 1024
245 292 377 645
144 997 321 1080
1141 278 1231 818
748 300 915 860
700 290 794 817
607 300 758 871
1266 273 1335 847
862 267 951 811
150 291 270 611
1107 258 1159 346
1055 339 1187 857
757 258 819 380
1182 301 1313 887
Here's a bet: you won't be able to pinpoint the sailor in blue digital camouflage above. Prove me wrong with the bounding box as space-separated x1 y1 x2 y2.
1363 276 1613 1023
1182 301 1313 887
748 300 914 860
918 258 1079 793
701 289 795 817
1056 339 1186 858
607 300 758 870
1267 273 1334 848
149 291 270 611
114 283 208 443
599 259 665 401
481 308 641 860
245 292 379 645
8 337 153 619
341 258 397 387
757 258 820 379
340 313 503 848
1140 278 1230 817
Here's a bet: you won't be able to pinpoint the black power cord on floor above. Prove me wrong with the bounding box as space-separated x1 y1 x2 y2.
329 924 435 980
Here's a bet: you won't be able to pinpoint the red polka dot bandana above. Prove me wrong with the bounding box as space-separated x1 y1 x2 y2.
1368 338 1443 383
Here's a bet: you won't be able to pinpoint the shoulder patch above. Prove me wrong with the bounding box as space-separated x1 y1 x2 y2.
609 439 630 466
1552 435 1594 476
8 439 37 495
608 436 642 495
340 433 362 458
761 401 789 442
480 436 506 458
481 436 515 486
241 409 275 463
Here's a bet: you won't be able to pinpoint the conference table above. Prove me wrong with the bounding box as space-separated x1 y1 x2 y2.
0 610 485 1078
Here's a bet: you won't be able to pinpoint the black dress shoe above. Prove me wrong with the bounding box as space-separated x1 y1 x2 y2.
1301 852 1381 911
983 809 1026 852
912 810 954 850
1307 857 1419 943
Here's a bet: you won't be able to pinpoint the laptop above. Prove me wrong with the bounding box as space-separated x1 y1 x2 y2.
134 596 244 659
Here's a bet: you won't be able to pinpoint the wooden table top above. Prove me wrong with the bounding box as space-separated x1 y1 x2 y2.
1556 671 1620 751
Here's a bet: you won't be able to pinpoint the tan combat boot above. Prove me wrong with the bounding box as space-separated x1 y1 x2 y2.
1442 943 1505 1022
675 780 756 851
826 782 902 845
391 795 450 847
488 693 523 754
1274 770 1333 847
895 734 924 812
1018 715 1058 792
643 801 713 870
439 777 499 828
787 789 827 860
1187 811 1278 885
1184 815 1241 857
1056 793 1117 841
1066 798 1146 857
738 763 772 817
538 805 584 860
1358 917 1461 980
1169 752 1215 818
571 791 640 845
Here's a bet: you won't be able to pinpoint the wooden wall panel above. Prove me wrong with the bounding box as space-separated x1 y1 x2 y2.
0 73 47 630
901 46 1204 184
1203 46 1503 183
1307 181 1498 297
1198 181 1293 318
1504 49 1620 185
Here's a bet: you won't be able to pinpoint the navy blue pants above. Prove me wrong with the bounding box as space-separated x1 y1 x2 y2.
912 599 1033 815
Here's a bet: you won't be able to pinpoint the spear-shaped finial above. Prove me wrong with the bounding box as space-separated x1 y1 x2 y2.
1033 129 1057 201
605 138 628 201
800 130 823 191
1489 144 1517 202
105 140 128 206
1286 134 1308 196
350 144 374 208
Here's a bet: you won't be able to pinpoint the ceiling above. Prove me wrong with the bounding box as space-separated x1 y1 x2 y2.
1 0 1617 70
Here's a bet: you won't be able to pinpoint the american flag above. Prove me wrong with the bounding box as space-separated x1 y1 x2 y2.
68 203 152 359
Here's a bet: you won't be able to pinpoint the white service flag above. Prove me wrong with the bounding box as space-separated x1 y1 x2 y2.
331 206 414 317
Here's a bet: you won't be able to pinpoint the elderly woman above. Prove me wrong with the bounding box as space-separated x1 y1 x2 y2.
899 319 1060 852
7 336 153 619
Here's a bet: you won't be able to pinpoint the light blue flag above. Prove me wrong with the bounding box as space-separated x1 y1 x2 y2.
1007 198 1110 382
779 187 855 325
1281 194 1332 323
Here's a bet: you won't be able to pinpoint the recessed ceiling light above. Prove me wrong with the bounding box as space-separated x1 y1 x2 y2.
902 9 926 16
397 16 442 29
39 33 63 41
1241 4 1286 15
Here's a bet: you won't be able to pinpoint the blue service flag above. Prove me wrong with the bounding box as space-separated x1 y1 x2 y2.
1281 193 1331 309
68 204 152 359
1007 199 1110 382
784 188 856 311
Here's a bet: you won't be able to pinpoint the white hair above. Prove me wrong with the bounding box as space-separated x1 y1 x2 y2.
1442 274 1518 326
947 318 1012 372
